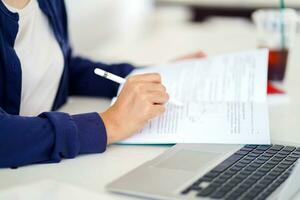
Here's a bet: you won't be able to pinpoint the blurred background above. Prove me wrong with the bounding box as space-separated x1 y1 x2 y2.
64 0 300 67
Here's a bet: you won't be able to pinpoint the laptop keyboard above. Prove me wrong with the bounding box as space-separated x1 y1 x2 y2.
181 144 300 200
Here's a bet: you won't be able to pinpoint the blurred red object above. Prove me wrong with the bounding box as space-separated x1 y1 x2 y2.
267 81 285 94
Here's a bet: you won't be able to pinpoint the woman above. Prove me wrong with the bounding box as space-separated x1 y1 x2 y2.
0 0 205 168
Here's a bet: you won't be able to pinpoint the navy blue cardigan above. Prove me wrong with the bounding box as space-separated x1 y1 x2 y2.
0 0 134 168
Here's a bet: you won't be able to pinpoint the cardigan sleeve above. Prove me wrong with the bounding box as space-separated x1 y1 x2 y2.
0 107 107 168
68 55 135 98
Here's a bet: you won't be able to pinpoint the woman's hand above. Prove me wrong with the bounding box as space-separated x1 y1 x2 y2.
100 73 169 144
174 50 207 61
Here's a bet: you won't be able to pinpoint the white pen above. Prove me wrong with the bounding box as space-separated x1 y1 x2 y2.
94 68 183 107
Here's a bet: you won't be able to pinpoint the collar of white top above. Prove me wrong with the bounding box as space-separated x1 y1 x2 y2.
2 0 37 16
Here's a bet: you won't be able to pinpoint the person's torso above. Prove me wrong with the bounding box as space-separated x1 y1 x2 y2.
0 0 70 116
3 0 64 116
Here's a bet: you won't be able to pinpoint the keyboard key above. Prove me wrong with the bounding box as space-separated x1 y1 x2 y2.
199 175 214 182
253 159 266 165
256 145 272 151
249 185 265 195
274 155 285 160
267 160 280 165
211 178 225 186
270 145 284 151
220 185 236 193
259 177 273 185
286 156 298 162
204 171 220 179
290 151 300 158
235 150 249 156
258 156 270 161
227 177 242 186
257 193 270 200
250 172 264 179
282 160 294 165
229 166 242 172
197 185 216 197
181 185 202 194
239 159 252 165
225 193 240 200
273 167 286 173
244 156 256 161
245 145 258 149
264 174 277 182
278 151 290 156
240 147 254 152
210 191 226 199
263 163 276 169
281 171 291 179
258 167 270 173
242 191 258 200
251 149 264 154
265 149 278 155
290 153 300 158
218 174 233 181
181 188 190 194
244 165 257 172
269 170 281 177
282 146 296 152
241 170 253 177
248 163 261 168
294 147 300 153
271 157 283 163
277 163 290 170
235 162 248 168
243 178 257 185
224 170 236 176
262 153 274 157
249 152 262 157
212 154 243 173
228 187 249 199
235 173 248 179
248 175 261 181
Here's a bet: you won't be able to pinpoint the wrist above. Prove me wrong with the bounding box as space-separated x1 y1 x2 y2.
100 109 121 144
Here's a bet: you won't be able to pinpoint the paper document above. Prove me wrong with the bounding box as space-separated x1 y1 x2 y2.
115 50 270 144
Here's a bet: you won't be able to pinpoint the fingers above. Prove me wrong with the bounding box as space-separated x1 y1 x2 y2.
148 105 166 119
141 83 166 93
127 80 168 101
147 91 169 104
192 51 207 58
174 50 207 61
127 73 161 83
133 83 168 104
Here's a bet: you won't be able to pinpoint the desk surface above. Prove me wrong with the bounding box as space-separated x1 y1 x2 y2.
157 0 300 8
0 17 300 199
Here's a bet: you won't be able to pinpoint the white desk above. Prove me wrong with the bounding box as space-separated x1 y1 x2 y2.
0 18 300 199
157 0 300 8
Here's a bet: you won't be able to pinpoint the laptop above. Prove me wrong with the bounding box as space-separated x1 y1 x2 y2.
107 143 300 200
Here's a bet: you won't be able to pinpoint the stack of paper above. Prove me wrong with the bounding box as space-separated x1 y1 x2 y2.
115 50 270 145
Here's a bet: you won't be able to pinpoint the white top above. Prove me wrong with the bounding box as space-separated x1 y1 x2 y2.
3 0 64 116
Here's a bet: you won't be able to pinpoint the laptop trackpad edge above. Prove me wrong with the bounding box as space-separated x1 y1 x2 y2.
152 149 222 172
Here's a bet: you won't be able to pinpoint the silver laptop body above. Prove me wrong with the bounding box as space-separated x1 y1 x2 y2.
107 142 300 200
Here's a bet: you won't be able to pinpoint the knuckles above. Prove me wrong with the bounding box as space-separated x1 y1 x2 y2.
160 106 166 113
134 84 142 93
161 85 167 92
127 76 136 84
165 92 170 100
139 94 148 102
152 73 162 82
